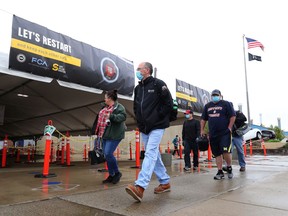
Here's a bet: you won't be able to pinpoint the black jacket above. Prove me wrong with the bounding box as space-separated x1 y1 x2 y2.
182 119 200 143
133 76 172 134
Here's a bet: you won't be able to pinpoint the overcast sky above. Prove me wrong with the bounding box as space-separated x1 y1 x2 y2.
1 0 287 130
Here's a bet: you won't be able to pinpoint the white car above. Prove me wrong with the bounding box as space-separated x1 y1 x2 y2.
243 128 262 141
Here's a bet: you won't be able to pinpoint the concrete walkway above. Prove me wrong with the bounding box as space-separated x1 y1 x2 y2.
1 155 288 216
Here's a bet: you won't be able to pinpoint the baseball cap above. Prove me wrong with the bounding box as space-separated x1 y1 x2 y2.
185 109 193 115
211 89 221 96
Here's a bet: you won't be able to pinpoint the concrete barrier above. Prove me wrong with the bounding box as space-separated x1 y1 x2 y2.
161 153 172 167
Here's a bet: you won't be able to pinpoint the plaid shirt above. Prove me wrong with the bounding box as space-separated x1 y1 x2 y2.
96 105 114 137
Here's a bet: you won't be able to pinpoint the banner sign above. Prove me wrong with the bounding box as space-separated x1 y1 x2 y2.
176 79 211 113
9 15 135 96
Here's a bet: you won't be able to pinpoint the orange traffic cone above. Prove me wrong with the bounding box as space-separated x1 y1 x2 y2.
261 138 267 156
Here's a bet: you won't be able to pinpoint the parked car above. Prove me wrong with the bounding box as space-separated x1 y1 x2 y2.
261 129 276 139
243 128 262 141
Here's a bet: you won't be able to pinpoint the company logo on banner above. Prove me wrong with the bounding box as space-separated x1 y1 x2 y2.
9 15 135 96
176 79 211 113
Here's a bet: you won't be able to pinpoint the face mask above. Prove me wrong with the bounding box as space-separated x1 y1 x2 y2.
136 71 143 80
212 96 220 103
185 114 190 119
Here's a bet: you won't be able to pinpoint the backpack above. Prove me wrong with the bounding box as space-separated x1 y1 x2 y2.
234 110 247 129
233 110 250 136
154 78 178 122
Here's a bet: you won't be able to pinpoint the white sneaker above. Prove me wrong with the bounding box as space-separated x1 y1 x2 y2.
227 166 233 179
183 167 191 172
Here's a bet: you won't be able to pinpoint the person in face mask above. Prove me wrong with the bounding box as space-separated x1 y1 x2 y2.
182 109 200 171
200 89 236 180
136 69 144 81
126 62 173 202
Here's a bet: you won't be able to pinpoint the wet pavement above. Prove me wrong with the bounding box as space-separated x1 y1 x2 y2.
1 154 288 216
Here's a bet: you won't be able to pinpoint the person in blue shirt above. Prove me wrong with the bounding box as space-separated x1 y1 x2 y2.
172 135 179 156
231 110 247 171
223 109 247 172
200 89 236 180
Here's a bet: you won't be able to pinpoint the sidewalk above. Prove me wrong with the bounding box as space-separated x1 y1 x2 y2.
1 155 288 216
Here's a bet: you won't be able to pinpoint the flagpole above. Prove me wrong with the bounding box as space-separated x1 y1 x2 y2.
243 34 251 125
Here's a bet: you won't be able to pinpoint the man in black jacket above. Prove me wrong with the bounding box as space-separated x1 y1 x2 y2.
125 62 173 202
182 109 200 171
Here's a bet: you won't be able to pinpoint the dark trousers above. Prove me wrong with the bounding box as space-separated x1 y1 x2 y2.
172 148 179 156
184 141 199 168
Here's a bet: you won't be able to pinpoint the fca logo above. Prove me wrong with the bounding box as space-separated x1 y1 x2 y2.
31 57 48 67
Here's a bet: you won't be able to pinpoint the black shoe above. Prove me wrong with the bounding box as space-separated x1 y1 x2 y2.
227 166 233 179
112 172 122 184
102 175 114 184
214 170 225 180
222 166 228 172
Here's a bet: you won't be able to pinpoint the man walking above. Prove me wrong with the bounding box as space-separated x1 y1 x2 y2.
231 110 247 171
125 62 173 202
200 89 236 180
182 109 200 171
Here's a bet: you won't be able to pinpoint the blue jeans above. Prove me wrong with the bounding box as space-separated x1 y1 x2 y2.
232 136 246 168
135 129 170 190
102 139 122 176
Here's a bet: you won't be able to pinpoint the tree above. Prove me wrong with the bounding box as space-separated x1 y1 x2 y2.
268 125 284 141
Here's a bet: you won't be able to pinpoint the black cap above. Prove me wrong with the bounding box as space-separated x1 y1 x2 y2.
211 89 221 96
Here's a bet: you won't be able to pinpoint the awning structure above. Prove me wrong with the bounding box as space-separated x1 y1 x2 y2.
0 63 185 140
0 14 186 141
0 14 138 141
0 74 137 140
0 59 137 140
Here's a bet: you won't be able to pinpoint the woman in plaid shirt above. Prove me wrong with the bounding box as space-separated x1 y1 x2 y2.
95 90 127 184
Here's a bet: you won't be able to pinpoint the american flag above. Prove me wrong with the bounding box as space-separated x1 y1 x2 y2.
246 37 264 51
